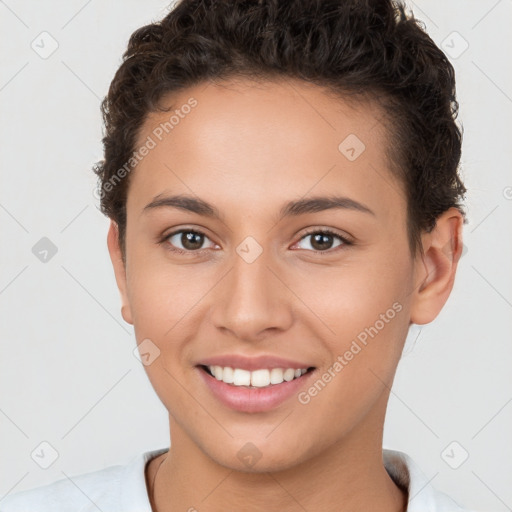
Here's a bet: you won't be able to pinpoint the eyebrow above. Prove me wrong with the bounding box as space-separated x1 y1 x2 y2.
143 193 375 220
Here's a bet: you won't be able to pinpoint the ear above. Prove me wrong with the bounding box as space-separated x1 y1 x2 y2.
410 208 464 325
107 220 133 325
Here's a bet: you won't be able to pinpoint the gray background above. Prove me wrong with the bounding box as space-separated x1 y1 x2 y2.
1 1 511 510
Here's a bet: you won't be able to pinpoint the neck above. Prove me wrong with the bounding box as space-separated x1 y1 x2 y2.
147 402 407 512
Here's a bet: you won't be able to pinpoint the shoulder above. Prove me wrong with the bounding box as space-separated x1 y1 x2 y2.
0 448 168 512
383 449 481 512
0 464 123 512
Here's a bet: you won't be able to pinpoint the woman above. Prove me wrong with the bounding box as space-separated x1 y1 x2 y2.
1 0 477 510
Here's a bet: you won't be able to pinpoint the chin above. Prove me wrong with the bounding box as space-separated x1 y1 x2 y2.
222 451 306 474
198 433 316 474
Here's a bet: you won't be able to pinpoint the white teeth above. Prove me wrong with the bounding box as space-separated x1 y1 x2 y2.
283 368 295 381
212 365 223 380
269 368 284 384
250 369 270 387
207 365 309 387
232 368 251 386
222 366 234 383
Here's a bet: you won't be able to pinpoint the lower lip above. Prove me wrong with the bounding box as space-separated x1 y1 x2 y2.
197 366 315 413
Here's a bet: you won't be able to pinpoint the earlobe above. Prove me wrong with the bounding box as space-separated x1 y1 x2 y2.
410 208 464 325
106 220 133 325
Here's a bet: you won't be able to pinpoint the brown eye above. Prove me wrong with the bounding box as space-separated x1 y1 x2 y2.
310 232 336 251
295 229 351 253
165 229 216 253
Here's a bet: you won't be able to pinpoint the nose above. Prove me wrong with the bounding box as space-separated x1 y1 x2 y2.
210 248 294 342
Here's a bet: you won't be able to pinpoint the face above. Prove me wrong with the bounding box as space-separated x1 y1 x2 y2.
109 78 438 472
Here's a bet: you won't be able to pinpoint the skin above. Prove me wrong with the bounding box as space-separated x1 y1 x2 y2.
107 78 464 512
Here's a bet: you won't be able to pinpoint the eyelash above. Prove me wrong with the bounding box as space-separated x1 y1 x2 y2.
159 227 352 256
294 228 352 255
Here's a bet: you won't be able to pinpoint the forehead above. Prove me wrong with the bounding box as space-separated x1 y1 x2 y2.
129 78 405 222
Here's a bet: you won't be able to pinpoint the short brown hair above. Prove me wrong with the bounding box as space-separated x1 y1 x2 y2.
93 0 466 256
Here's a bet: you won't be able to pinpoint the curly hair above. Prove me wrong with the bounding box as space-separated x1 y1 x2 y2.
93 0 466 257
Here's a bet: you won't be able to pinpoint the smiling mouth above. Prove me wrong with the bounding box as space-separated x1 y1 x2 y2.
199 364 316 389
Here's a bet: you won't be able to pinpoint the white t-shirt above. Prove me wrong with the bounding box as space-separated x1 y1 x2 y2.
0 448 478 511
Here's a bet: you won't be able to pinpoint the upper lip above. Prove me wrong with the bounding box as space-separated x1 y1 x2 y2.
197 354 314 371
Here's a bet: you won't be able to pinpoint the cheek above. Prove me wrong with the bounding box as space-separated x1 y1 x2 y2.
125 260 198 413
292 246 412 338
298 254 412 422
126 251 207 336
125 250 216 391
